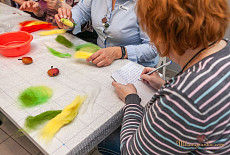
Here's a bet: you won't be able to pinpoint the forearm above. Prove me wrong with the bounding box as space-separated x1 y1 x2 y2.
120 94 143 149
72 1 92 34
61 2 72 10
125 43 159 67
13 0 25 5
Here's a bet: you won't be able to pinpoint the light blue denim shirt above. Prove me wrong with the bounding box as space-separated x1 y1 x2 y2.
72 0 159 67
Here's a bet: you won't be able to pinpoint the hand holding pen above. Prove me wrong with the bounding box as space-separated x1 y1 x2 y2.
140 61 172 90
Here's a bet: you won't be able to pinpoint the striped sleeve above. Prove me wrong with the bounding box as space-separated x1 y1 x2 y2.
121 89 206 154
120 40 230 154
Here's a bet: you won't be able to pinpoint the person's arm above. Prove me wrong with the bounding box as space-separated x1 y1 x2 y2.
86 27 160 68
60 1 72 10
141 67 166 90
121 90 200 154
125 29 159 67
45 0 72 10
12 0 25 5
71 0 92 34
19 1 44 17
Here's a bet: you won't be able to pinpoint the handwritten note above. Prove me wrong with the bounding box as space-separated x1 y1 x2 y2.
112 62 142 84
112 62 156 106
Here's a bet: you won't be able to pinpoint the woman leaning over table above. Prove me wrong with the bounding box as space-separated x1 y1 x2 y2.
19 0 96 43
100 0 230 154
19 0 78 24
55 0 159 67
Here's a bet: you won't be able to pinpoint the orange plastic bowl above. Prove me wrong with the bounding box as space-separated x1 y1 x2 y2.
0 31 33 57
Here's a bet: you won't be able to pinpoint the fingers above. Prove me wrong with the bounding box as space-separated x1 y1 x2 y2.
20 2 29 10
58 7 64 18
86 51 105 67
56 8 72 29
140 74 151 82
20 1 36 11
19 3 25 10
87 49 115 67
59 7 68 19
55 14 62 27
112 81 124 89
112 81 118 87
66 8 72 20
87 51 100 62
141 67 155 75
92 56 104 66
26 1 31 8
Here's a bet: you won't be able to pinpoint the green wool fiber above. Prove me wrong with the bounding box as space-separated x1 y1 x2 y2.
55 35 74 48
47 46 72 58
18 86 53 107
25 110 62 130
75 43 101 53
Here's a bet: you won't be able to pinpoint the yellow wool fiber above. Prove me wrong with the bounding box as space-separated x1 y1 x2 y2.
38 29 66 36
26 21 49 26
40 95 87 141
74 51 93 59
61 18 75 27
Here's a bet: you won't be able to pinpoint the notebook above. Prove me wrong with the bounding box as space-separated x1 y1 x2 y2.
111 62 156 106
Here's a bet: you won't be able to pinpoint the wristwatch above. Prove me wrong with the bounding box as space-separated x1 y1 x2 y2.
120 46 126 59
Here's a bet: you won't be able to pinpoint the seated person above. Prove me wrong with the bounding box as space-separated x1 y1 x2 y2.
55 0 159 67
18 0 96 43
99 0 230 154
19 0 76 24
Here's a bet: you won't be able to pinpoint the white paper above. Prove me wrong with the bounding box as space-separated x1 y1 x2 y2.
112 62 156 106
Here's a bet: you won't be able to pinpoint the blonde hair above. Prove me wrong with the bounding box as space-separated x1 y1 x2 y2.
136 0 230 56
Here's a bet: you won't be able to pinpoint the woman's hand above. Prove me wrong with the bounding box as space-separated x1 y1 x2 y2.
86 47 122 67
140 67 165 90
19 1 41 14
112 81 137 103
55 8 74 29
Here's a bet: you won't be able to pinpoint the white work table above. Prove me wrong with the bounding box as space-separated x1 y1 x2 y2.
0 2 146 155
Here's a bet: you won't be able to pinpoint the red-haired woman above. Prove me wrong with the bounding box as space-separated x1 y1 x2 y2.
99 0 230 154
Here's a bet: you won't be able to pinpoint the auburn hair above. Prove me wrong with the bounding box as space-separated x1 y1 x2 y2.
136 0 230 56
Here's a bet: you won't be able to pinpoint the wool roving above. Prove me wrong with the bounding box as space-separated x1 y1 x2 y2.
25 110 62 130
40 95 87 141
18 86 52 107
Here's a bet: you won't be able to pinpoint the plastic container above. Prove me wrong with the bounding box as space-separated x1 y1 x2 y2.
0 31 33 57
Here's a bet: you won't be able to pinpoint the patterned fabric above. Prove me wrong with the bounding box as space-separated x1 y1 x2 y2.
121 39 230 154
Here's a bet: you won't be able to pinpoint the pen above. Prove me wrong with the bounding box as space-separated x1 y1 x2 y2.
139 61 172 80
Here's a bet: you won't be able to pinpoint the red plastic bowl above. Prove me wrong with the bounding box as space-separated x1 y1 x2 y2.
0 31 33 57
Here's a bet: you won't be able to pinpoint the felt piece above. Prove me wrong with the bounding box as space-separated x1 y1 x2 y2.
25 110 62 130
74 51 93 59
40 95 87 141
47 47 72 58
55 35 74 48
19 21 49 27
60 18 76 27
39 29 67 36
18 86 52 107
20 24 57 33
75 43 101 53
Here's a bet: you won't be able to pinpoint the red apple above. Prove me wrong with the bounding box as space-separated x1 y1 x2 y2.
18 57 33 64
47 66 59 77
